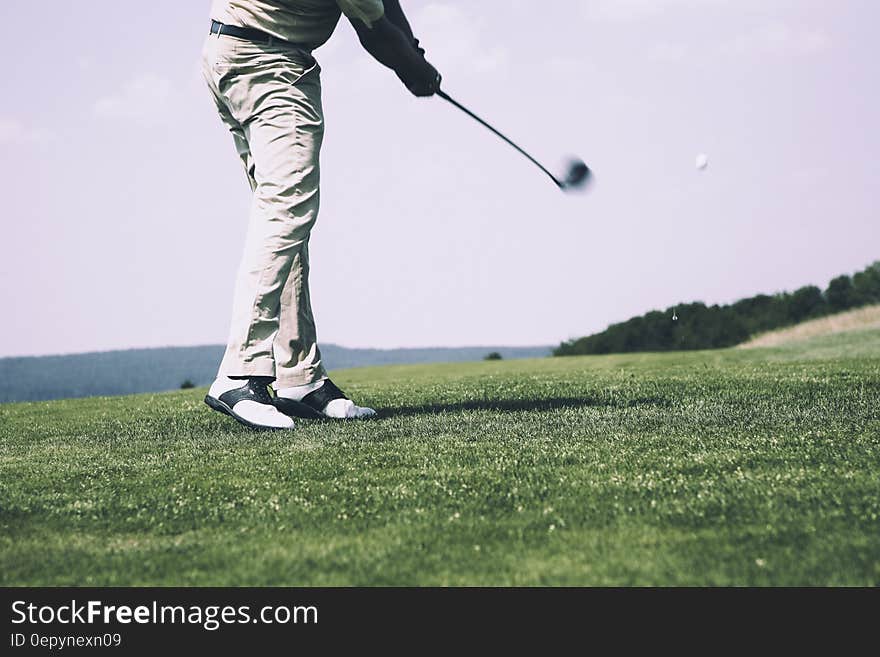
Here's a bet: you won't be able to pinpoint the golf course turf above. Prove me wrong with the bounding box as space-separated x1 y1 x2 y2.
2 329 879 586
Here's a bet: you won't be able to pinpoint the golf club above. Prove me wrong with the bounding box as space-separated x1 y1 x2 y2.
436 89 591 191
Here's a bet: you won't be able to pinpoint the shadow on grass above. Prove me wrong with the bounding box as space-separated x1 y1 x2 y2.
199 396 669 430
377 395 667 419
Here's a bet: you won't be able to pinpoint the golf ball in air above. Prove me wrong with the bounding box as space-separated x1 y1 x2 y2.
696 153 709 170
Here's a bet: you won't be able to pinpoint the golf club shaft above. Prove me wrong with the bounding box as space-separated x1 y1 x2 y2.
436 89 562 188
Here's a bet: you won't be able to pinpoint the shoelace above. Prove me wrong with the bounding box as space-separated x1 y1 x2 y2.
245 378 274 404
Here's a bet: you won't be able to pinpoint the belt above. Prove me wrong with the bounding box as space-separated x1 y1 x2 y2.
210 20 288 46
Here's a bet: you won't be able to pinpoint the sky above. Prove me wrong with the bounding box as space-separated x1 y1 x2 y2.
0 1 877 357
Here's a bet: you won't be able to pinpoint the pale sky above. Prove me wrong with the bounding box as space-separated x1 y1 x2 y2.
1 1 877 357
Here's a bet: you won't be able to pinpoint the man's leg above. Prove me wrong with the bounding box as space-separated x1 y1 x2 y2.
273 240 326 387
201 35 327 428
207 41 326 382
202 36 373 422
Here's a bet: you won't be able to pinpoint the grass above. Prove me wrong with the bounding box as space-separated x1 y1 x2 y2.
741 303 880 348
1 330 879 586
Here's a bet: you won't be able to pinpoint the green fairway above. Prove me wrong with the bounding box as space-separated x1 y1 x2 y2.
2 330 879 586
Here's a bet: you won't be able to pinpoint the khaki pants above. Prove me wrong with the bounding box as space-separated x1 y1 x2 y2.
201 33 326 387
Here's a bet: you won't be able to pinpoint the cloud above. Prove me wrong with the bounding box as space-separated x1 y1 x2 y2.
93 74 174 123
648 42 690 63
723 23 831 57
583 0 730 22
473 46 510 75
415 4 510 76
0 117 52 144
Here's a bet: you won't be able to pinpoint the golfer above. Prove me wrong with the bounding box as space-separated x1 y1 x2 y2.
202 0 440 429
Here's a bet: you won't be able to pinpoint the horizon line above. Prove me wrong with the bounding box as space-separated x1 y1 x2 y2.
0 342 556 361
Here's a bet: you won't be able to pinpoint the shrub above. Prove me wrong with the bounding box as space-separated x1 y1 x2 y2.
826 275 856 312
853 261 880 304
787 285 825 322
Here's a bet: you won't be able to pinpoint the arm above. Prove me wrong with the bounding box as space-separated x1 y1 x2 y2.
382 0 415 44
383 0 428 57
350 11 440 97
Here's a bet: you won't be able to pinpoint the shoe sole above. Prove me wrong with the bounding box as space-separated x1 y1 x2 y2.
204 395 290 431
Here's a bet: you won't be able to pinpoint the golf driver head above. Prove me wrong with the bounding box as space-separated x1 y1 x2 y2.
560 159 592 191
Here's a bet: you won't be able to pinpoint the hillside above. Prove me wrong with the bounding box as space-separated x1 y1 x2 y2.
0 343 551 403
556 260 880 356
2 326 878 586
740 304 880 348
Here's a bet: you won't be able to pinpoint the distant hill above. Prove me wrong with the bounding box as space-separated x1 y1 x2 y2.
0 344 551 403
740 304 880 349
555 260 880 357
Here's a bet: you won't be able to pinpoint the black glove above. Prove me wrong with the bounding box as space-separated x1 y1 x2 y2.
401 59 441 97
407 68 441 97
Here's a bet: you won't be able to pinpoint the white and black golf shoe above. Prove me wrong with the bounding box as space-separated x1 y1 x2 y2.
274 379 376 420
204 376 294 430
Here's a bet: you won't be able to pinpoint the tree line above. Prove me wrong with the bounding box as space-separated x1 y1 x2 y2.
554 260 880 356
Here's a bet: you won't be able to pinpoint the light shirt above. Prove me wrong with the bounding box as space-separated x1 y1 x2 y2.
210 0 385 48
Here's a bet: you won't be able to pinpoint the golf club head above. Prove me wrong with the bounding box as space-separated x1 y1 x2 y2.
560 159 592 191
